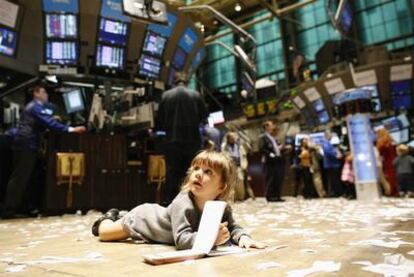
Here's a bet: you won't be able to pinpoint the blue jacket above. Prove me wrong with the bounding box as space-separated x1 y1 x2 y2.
322 139 341 169
13 100 69 151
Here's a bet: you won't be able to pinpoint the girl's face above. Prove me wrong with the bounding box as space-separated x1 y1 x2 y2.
189 163 225 201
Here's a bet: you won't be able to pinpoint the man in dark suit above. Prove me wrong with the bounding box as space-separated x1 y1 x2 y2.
259 120 286 202
157 72 207 205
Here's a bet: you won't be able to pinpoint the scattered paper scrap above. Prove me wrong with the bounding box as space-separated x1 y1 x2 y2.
5 264 26 273
287 261 341 277
255 261 284 270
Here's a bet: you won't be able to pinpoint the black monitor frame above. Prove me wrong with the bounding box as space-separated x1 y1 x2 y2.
96 16 130 47
44 40 79 65
142 30 167 58
137 53 162 80
171 46 187 71
0 26 19 58
62 88 85 114
42 10 80 66
94 44 126 70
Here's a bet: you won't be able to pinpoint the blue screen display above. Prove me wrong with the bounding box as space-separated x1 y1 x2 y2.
391 80 412 109
191 48 205 72
45 14 77 39
148 12 177 37
139 54 161 78
98 18 128 46
100 0 131 22
43 0 79 13
318 110 330 124
312 98 325 112
178 27 198 53
0 27 17 56
143 31 167 57
172 47 186 70
96 44 124 69
46 41 77 65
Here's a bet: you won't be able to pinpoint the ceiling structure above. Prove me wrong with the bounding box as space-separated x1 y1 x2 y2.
168 0 316 38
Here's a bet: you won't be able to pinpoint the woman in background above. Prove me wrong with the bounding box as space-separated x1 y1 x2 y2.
376 128 398 196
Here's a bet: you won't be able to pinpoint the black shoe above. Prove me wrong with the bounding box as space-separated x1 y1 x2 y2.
91 208 119 237
267 197 285 202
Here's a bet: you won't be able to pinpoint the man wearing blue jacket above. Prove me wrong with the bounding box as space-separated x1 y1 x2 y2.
2 85 85 218
322 130 343 197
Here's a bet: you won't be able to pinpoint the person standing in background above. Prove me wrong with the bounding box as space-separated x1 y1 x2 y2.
1 85 85 218
322 130 344 197
376 128 398 196
260 121 287 202
393 144 414 197
157 72 207 205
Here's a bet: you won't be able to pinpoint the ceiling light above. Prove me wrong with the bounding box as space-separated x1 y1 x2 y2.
234 3 241 12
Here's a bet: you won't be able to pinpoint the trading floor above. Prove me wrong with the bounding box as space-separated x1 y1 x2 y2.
2 197 414 276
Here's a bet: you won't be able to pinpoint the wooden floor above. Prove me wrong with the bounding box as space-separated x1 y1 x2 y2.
2 197 414 276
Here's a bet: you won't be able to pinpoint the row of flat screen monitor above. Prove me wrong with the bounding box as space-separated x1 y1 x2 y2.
301 81 413 127
295 114 411 148
41 13 189 81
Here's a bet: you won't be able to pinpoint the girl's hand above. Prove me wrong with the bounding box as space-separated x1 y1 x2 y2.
215 222 230 246
238 235 267 249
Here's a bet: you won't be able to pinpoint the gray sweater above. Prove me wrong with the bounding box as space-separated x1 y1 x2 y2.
121 192 250 250
393 154 414 175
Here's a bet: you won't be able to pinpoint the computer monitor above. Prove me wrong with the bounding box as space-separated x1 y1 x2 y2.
97 17 128 46
207 110 225 127
62 89 84 114
139 54 161 79
312 99 325 112
390 128 409 144
0 27 17 57
45 41 77 65
143 31 167 57
45 13 77 39
359 85 381 112
96 44 125 69
172 47 186 70
318 110 330 124
391 80 412 110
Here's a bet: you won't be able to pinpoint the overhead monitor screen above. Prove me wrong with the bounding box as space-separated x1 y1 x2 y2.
98 17 128 46
391 80 412 110
172 47 186 70
143 31 167 57
96 44 124 69
312 98 325 112
208 110 225 127
139 54 161 79
0 27 17 56
318 110 330 124
390 128 409 144
45 14 77 39
62 89 84 114
360 85 381 112
45 41 77 65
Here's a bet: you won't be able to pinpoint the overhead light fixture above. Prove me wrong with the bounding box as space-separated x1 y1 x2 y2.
234 3 241 12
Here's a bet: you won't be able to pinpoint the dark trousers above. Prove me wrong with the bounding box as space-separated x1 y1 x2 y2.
164 142 200 204
302 167 318 198
3 149 37 212
264 159 285 200
326 167 343 197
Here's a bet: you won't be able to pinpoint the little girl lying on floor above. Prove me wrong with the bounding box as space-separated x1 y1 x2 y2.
92 150 266 250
